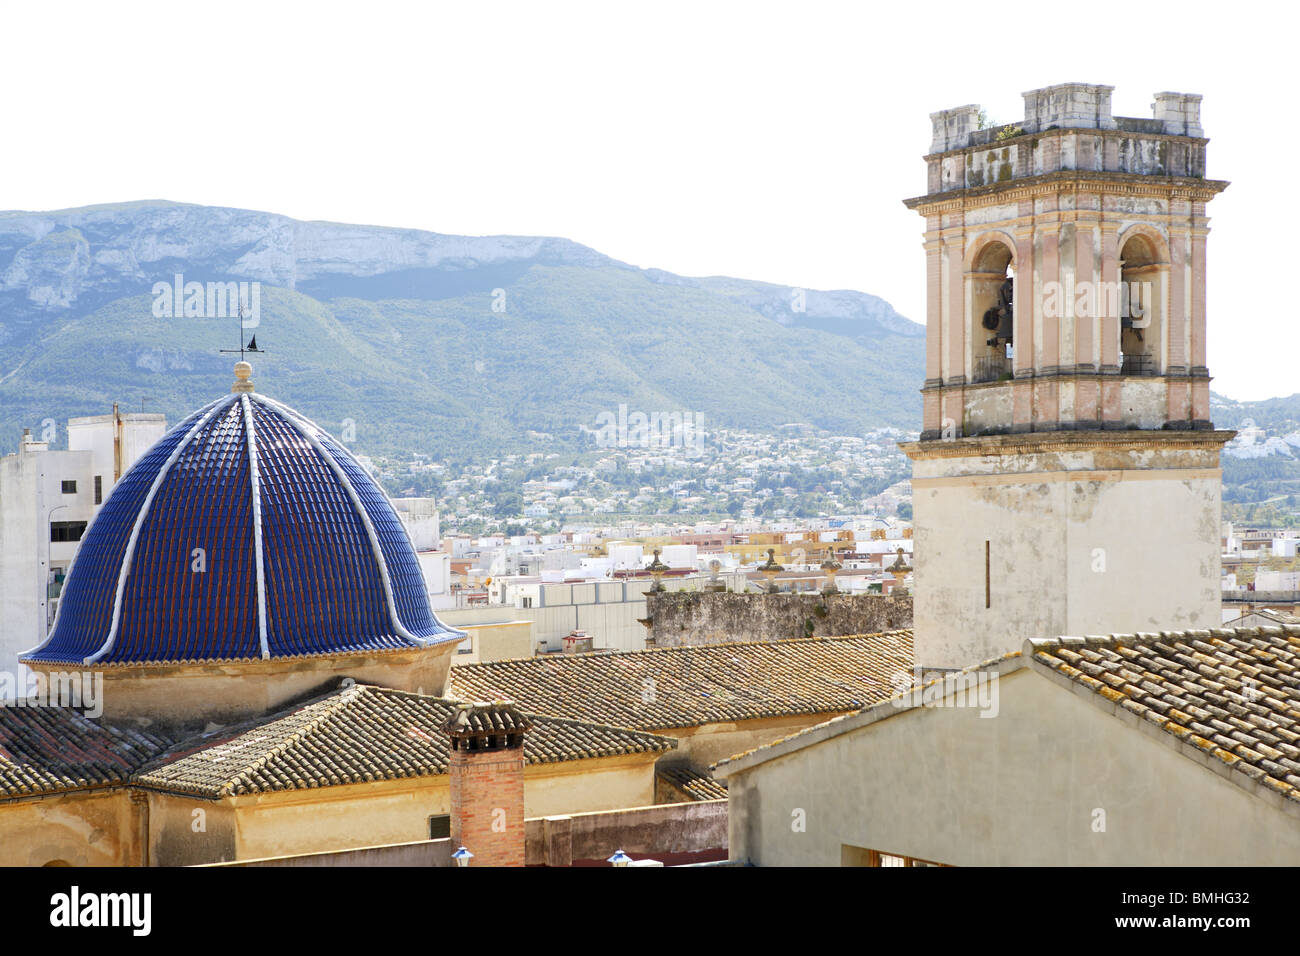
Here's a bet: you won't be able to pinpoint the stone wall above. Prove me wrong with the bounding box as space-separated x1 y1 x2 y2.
646 592 912 647
213 800 728 867
526 800 728 867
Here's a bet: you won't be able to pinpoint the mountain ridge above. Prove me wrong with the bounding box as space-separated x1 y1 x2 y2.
0 200 924 459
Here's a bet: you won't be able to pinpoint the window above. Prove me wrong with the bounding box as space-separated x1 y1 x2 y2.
50 521 87 543
842 845 952 867
985 540 991 609
522 596 533 609
1118 233 1165 377
967 240 1016 383
456 636 474 655
428 815 451 839
94 476 102 505
60 480 77 495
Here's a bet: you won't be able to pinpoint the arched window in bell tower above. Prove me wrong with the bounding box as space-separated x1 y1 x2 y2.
968 238 1015 384
1118 233 1166 376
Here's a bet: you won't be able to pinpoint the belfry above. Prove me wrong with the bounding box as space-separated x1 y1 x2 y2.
900 83 1233 669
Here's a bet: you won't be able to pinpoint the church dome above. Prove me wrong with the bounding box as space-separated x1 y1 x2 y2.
25 375 461 666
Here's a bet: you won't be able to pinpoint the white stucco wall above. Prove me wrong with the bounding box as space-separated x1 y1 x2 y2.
2 414 165 693
911 439 1223 669
723 666 1300 866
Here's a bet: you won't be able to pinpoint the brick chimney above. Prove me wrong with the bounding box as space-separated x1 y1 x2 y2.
442 700 531 867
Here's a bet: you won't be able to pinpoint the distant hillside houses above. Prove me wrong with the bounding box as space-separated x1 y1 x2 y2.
1224 419 1300 459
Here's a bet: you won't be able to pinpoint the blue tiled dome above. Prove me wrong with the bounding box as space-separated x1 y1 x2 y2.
25 387 462 665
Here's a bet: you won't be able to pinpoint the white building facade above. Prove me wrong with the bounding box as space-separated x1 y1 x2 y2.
0 409 165 693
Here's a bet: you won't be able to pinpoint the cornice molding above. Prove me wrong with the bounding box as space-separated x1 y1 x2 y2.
904 170 1228 213
899 429 1235 461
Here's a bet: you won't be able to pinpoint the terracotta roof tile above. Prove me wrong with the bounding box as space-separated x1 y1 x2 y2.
1031 626 1300 806
657 765 728 801
449 631 914 731
0 705 172 798
131 682 673 798
442 700 532 736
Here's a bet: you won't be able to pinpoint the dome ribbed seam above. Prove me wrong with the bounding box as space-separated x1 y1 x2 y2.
240 395 271 659
85 395 237 665
248 393 432 650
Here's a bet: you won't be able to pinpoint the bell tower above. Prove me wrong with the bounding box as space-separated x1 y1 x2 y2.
900 82 1234 670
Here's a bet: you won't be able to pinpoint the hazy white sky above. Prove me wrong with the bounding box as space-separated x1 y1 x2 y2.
4 1 1295 400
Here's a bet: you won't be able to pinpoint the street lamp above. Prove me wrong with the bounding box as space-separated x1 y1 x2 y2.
452 846 474 868
607 849 632 867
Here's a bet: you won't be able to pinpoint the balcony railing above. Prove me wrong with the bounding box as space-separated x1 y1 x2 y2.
972 354 1013 384
1120 353 1157 376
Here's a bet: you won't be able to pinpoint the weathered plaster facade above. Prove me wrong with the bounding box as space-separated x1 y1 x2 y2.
902 83 1232 669
25 644 458 726
903 431 1229 669
0 789 143 867
0 750 663 867
145 752 660 866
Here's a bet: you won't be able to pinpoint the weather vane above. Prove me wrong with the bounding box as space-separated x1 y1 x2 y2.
218 295 264 361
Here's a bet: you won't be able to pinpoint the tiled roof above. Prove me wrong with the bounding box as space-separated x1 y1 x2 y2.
1225 608 1300 627
26 391 462 667
715 625 1300 817
0 705 172 798
443 700 532 736
658 764 728 801
132 682 674 798
712 650 1015 775
449 631 914 731
1029 627 1300 806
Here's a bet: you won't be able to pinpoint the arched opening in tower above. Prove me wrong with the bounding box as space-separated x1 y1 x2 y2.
1118 234 1164 376
969 240 1015 383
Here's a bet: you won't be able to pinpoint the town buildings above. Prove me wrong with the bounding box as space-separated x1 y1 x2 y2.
4 78 1294 871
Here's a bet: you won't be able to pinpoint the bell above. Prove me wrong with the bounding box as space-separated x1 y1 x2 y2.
983 277 1014 346
986 309 1014 347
